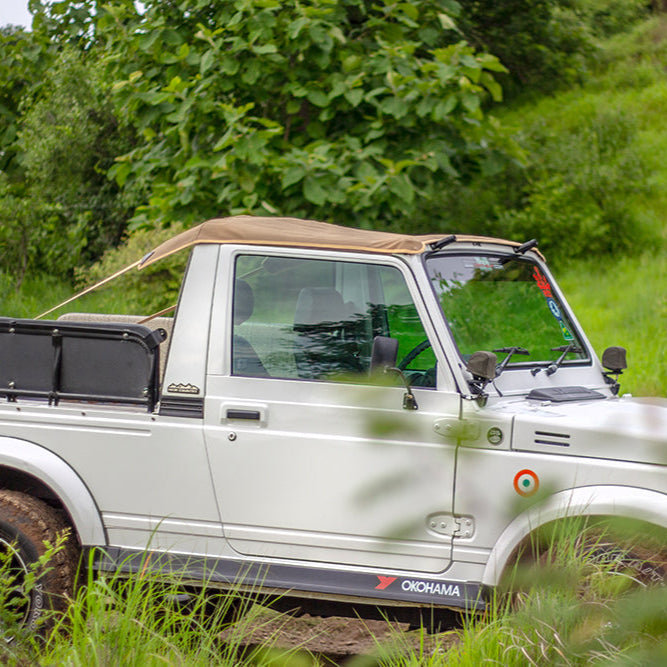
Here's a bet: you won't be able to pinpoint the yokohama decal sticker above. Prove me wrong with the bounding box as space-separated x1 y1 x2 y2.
375 576 396 590
513 469 539 497
97 546 485 611
375 575 461 598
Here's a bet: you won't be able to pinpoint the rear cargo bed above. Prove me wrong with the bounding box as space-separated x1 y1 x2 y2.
0 318 166 411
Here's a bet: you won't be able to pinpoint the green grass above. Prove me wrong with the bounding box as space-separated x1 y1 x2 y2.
1 520 662 666
374 519 667 666
558 251 667 396
0 271 164 320
1 549 315 667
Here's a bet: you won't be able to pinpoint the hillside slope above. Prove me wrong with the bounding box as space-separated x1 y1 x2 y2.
498 17 667 395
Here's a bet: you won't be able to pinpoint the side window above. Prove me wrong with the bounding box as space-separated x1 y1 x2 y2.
232 255 436 386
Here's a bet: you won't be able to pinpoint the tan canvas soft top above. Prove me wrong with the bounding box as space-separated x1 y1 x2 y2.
137 215 527 269
36 216 535 319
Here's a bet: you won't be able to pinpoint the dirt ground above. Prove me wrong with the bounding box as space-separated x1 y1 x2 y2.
230 609 460 665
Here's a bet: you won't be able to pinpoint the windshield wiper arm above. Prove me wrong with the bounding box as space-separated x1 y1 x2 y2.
531 343 582 376
493 346 530 377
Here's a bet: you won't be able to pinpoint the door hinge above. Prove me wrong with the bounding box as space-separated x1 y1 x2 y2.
426 513 475 538
453 515 475 539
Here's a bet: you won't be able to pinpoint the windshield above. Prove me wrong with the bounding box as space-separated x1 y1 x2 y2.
425 254 588 367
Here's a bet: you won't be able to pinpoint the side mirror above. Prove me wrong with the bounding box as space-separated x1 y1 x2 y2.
602 346 627 373
370 336 399 372
465 351 498 405
466 351 498 381
601 346 627 396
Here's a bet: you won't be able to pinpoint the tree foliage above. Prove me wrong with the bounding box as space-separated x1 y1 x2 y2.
431 107 653 263
456 0 595 95
0 0 657 282
18 48 137 261
0 24 55 175
97 0 514 233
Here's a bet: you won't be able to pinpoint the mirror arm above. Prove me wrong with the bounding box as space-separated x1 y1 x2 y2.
383 367 418 411
602 369 623 395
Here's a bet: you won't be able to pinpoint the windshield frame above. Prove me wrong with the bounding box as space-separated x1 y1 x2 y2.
422 250 592 373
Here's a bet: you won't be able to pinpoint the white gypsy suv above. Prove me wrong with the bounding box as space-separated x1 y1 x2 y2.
0 215 664 629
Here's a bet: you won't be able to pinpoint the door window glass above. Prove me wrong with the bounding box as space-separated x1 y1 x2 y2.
232 255 436 386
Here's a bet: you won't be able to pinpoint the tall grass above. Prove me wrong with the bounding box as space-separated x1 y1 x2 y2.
22 550 314 667
0 518 658 666
375 519 667 666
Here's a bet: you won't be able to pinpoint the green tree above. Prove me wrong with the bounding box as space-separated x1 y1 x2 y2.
0 25 54 175
0 5 136 281
456 0 596 95
18 48 137 264
97 0 516 233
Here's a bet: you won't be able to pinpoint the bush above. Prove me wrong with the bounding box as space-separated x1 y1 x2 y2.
17 47 137 266
431 106 654 264
495 110 652 261
76 223 188 315
575 0 650 38
457 0 596 96
0 174 87 286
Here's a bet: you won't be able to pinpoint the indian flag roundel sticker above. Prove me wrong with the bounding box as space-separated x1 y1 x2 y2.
513 469 539 497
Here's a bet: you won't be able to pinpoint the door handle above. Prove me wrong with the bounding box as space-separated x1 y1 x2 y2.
221 403 267 425
226 409 260 421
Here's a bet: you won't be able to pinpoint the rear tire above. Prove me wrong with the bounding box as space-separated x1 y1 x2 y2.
0 490 80 634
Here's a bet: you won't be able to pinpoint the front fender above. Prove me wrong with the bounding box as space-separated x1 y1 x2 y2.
482 485 667 587
0 436 106 545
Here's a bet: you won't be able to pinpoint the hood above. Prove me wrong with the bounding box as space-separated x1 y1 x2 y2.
510 395 667 466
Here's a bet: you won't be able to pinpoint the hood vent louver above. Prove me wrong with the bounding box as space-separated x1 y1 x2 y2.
534 430 571 447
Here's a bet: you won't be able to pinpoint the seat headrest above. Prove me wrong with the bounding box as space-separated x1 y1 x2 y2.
234 279 254 325
294 288 347 326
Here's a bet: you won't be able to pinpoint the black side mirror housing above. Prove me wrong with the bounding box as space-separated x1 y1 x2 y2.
465 351 498 406
602 346 627 373
466 351 498 381
601 346 627 396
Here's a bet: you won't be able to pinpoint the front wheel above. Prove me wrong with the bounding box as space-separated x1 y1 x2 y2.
504 519 666 606
581 533 666 587
0 490 80 634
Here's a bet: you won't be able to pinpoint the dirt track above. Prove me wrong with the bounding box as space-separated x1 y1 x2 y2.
233 610 459 665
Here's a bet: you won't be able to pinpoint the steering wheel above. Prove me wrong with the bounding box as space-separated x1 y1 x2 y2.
397 339 432 371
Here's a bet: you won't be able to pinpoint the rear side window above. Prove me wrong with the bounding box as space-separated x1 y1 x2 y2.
231 255 436 386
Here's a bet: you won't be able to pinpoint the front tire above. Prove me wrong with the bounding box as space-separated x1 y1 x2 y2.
0 490 80 634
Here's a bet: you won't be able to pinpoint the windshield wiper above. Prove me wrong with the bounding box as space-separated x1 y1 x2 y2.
531 343 582 377
493 346 530 377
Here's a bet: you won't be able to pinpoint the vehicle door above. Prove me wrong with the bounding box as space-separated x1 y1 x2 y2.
204 249 460 574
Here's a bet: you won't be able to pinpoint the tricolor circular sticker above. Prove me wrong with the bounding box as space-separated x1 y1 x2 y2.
513 469 539 497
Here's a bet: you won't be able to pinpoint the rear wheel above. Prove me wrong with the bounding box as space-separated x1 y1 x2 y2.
0 490 80 634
